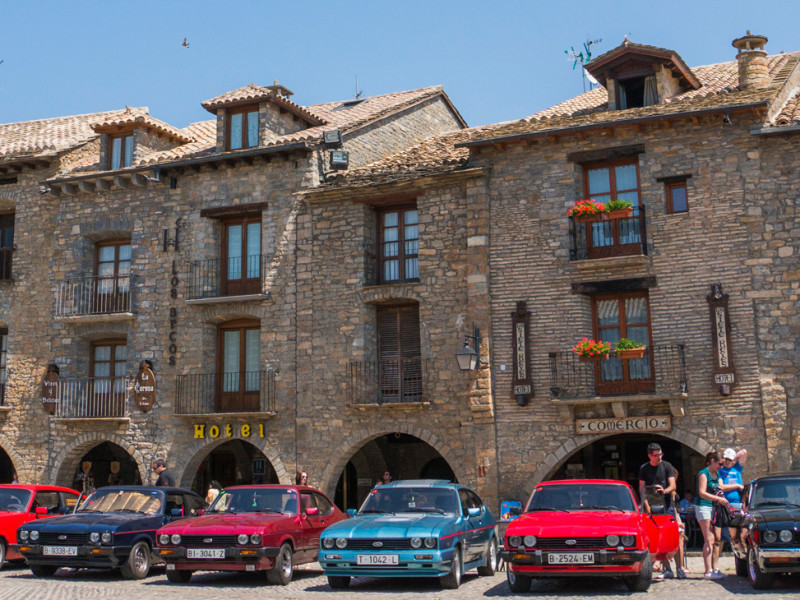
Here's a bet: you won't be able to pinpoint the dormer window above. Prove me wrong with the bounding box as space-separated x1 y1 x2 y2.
617 75 658 109
227 106 259 150
109 133 133 169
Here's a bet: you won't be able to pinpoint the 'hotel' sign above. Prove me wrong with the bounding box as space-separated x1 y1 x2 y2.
576 416 671 435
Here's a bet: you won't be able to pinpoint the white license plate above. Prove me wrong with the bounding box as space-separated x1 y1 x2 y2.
43 546 77 556
548 552 594 564
357 554 399 565
187 548 226 559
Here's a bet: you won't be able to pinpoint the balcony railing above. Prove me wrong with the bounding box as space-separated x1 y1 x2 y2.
549 344 687 400
0 382 5 406
0 247 12 280
569 207 648 260
55 275 132 317
347 357 429 405
187 255 270 300
53 377 128 418
175 370 276 415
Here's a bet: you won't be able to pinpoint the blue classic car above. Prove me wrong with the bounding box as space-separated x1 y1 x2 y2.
14 486 204 579
319 480 498 589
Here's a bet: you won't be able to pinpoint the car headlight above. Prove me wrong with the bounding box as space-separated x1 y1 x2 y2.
30 531 39 541
250 534 262 545
89 532 100 543
424 537 436 549
523 535 537 547
763 530 778 543
159 534 170 545
171 534 182 545
779 530 793 543
322 537 335 549
335 538 348 549
410 537 422 549
606 534 620 547
620 535 635 547
101 532 113 544
237 534 249 545
508 536 521 548
19 530 29 541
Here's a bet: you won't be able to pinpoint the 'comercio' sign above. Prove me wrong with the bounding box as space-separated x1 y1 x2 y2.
576 416 670 435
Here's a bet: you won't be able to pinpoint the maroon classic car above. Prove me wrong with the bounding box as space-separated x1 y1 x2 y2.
155 484 345 584
501 479 679 593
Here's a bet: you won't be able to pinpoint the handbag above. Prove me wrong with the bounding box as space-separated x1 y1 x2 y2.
713 498 734 527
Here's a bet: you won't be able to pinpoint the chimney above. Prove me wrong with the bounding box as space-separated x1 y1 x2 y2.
732 31 770 90
266 80 294 98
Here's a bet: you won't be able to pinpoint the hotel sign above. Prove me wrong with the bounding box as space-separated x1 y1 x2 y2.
576 415 671 435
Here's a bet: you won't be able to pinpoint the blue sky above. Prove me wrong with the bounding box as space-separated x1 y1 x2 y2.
1 1 798 129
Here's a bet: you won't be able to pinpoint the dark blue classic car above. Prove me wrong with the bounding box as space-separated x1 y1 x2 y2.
14 486 204 579
319 480 498 589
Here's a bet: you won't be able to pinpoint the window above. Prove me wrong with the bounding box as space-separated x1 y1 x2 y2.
217 319 260 412
0 212 14 280
226 106 259 150
377 305 422 402
95 240 131 313
666 181 688 213
33 491 60 514
617 75 658 109
91 340 128 415
377 206 418 283
593 293 654 395
222 216 261 296
313 492 334 516
582 160 642 258
108 134 134 169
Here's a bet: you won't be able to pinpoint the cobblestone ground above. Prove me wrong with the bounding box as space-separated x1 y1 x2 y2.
2 556 799 600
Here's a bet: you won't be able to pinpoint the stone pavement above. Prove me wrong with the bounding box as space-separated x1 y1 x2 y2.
1 555 799 600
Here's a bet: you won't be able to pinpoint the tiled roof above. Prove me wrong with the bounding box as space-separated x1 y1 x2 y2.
776 89 800 125
0 109 132 160
201 83 326 125
90 107 194 143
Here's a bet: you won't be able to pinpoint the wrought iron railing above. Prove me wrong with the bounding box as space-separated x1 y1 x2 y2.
363 251 420 287
549 344 687 400
175 370 276 414
0 382 5 406
569 207 648 260
55 275 132 317
187 255 270 300
0 247 12 280
347 357 428 404
53 377 129 418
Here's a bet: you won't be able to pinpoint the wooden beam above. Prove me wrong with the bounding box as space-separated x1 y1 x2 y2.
62 183 78 195
78 180 96 193
113 176 130 189
49 185 62 197
96 179 112 191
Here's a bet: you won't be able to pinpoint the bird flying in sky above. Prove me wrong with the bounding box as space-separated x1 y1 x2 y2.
182 38 190 48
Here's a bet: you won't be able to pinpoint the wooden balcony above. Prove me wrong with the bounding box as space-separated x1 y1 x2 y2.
53 377 129 419
569 207 648 261
186 255 270 302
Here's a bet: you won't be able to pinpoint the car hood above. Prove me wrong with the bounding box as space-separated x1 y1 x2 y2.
751 506 800 528
323 513 455 538
159 513 298 535
20 512 162 531
507 511 641 536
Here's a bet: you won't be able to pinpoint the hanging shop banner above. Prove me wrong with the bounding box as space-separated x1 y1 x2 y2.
41 369 60 415
512 301 533 400
707 283 737 394
133 363 157 412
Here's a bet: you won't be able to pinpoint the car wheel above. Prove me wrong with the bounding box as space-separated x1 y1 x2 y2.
624 551 652 592
166 569 193 583
120 541 151 580
328 575 351 589
735 554 747 577
30 564 58 578
507 568 531 593
747 545 774 590
266 543 293 585
440 545 462 589
0 539 6 570
477 537 498 576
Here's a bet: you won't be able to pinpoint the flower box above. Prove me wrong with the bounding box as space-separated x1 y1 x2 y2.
573 338 613 361
616 347 646 360
603 207 634 220
579 353 610 362
572 213 603 224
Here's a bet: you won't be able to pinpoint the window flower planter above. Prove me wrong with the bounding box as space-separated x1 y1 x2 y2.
572 338 613 362
616 347 646 360
578 353 610 362
603 207 634 220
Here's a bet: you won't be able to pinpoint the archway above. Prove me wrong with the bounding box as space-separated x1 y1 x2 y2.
0 445 15 483
188 439 278 496
333 433 457 511
69 441 141 494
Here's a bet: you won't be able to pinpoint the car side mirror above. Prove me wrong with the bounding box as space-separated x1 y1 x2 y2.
35 507 48 515
467 507 481 517
170 508 183 517
306 507 319 516
509 505 522 516
195 509 205 516
347 509 357 518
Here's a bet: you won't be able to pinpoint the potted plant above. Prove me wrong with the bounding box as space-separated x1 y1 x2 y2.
572 338 613 361
567 199 606 223
603 199 634 220
614 338 646 359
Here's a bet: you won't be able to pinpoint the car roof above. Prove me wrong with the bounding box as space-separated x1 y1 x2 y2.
750 472 800 481
535 479 633 487
382 479 457 489
0 484 81 493
91 485 201 497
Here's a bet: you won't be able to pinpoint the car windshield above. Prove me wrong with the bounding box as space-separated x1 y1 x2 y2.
526 484 636 512
359 487 459 515
209 488 298 515
752 479 800 508
78 489 163 514
0 489 32 512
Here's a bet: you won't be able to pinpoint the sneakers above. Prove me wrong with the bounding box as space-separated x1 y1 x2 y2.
704 571 725 579
676 567 687 579
657 568 675 579
714 569 725 577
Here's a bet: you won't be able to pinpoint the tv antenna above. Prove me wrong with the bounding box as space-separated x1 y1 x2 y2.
354 75 363 99
565 38 602 92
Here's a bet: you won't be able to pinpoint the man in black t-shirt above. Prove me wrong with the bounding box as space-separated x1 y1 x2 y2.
152 459 175 487
638 442 679 578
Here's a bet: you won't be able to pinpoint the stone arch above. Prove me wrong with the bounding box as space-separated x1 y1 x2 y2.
202 309 265 325
526 425 714 490
52 432 148 488
175 435 290 488
0 433 25 481
82 226 133 242
319 423 466 499
360 286 422 306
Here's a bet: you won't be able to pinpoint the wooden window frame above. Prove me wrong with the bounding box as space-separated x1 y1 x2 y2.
377 304 422 402
376 204 419 284
0 212 13 280
592 292 654 395
221 215 262 296
666 180 689 214
94 239 131 313
225 105 259 150
216 319 261 412
108 133 134 170
90 339 128 416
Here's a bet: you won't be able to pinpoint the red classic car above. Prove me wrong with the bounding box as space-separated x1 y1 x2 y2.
156 484 346 584
0 484 82 568
501 479 679 593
